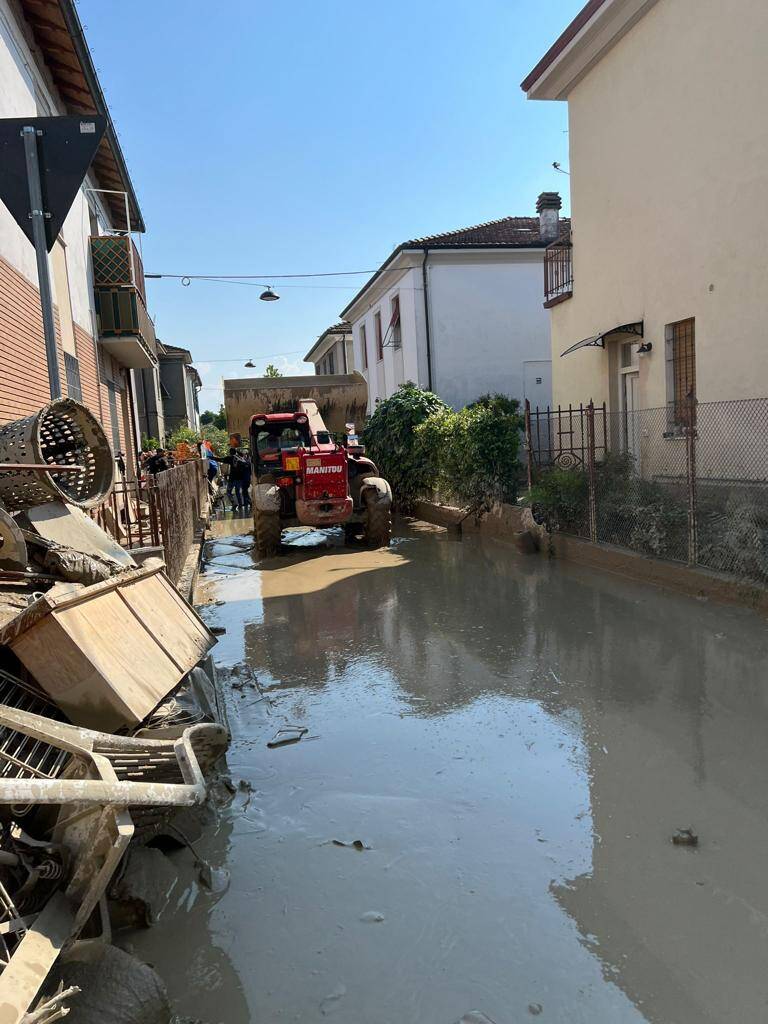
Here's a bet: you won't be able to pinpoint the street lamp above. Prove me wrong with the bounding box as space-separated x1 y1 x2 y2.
244 360 255 368
259 286 280 301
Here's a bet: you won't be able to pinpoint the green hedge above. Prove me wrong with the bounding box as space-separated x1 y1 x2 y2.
363 384 523 510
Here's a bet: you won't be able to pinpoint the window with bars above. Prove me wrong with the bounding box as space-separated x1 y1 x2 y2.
375 311 383 361
666 317 696 427
390 294 401 349
361 324 368 369
64 352 83 402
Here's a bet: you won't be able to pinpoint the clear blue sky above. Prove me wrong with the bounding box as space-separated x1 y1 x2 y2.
79 0 580 411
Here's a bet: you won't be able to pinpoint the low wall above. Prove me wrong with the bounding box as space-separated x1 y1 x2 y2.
410 499 768 615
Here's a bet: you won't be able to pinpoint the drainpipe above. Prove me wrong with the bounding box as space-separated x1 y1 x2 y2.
421 249 433 391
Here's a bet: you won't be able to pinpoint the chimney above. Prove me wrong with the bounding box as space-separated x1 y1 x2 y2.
537 192 562 243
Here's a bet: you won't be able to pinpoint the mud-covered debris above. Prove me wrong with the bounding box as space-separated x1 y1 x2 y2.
238 778 253 792
210 625 227 636
454 1013 497 1024
528 1004 543 1016
359 910 385 923
197 861 231 894
672 827 699 846
51 944 170 1024
267 726 308 748
319 983 347 1015
331 839 370 851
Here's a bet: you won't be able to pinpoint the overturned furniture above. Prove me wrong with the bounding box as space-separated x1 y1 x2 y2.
0 561 216 731
0 696 227 1023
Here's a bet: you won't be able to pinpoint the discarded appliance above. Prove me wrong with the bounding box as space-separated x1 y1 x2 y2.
0 399 114 512
0 561 216 731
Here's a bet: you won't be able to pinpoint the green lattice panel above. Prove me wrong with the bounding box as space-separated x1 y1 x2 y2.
91 236 132 288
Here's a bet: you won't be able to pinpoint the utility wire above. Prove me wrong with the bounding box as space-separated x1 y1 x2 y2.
146 269 401 280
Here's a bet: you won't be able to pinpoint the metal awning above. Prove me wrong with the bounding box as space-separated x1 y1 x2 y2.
560 321 643 357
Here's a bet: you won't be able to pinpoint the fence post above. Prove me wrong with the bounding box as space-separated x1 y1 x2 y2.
685 395 698 566
524 399 534 490
586 400 598 543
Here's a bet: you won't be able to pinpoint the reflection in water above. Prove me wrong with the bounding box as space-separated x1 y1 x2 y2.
136 521 768 1023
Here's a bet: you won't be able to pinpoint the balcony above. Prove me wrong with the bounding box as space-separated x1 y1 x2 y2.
91 236 157 369
544 232 573 308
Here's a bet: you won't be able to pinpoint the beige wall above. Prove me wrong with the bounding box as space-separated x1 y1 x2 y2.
551 0 768 411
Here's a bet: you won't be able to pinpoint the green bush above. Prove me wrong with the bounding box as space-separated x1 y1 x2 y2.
529 466 589 534
166 425 198 449
416 401 523 508
362 383 449 509
141 435 160 452
201 423 230 455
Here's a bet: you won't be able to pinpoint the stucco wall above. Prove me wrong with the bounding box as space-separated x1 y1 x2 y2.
427 253 552 409
550 0 768 410
351 266 423 412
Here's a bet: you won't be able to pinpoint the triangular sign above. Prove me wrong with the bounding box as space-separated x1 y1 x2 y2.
0 115 107 252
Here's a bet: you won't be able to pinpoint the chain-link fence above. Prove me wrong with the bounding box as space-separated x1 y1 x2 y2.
526 397 768 585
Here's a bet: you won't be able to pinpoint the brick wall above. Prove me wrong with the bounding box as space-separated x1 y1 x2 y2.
0 253 134 462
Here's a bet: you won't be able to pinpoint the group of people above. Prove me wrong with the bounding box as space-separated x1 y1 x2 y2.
140 434 253 513
204 433 252 511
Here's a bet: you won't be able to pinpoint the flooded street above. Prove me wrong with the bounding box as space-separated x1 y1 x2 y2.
133 519 768 1024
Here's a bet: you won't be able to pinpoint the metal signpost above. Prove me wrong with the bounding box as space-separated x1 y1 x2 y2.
0 116 106 399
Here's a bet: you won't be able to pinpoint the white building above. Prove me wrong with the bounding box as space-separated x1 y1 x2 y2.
339 196 568 412
304 323 353 376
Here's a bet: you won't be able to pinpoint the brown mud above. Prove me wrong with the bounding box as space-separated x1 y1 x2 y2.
129 518 768 1023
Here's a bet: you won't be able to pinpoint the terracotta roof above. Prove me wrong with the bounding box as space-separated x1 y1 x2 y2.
17 0 145 232
405 214 570 249
340 212 570 318
520 0 608 93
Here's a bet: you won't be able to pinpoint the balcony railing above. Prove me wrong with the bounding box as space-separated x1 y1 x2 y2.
94 286 157 369
91 235 146 301
544 233 573 307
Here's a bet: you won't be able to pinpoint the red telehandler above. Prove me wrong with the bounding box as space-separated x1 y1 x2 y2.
223 373 392 556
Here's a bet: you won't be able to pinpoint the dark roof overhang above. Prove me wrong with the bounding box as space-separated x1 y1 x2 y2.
560 321 643 357
18 0 145 232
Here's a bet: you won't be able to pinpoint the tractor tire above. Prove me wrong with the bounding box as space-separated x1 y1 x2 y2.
343 522 359 544
254 509 282 557
362 489 391 548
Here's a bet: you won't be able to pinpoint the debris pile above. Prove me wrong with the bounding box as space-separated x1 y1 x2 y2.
0 401 227 1024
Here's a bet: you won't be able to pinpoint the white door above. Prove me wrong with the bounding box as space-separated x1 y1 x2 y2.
618 341 640 464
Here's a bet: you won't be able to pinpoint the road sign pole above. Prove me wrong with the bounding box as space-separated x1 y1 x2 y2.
22 125 61 400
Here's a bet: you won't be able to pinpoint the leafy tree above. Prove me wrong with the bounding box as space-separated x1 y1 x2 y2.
264 363 282 378
201 405 227 429
362 383 449 509
200 423 230 455
166 425 198 449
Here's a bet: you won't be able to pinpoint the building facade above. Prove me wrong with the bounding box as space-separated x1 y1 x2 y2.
339 199 565 413
158 343 201 436
304 324 353 376
522 0 768 421
0 0 161 477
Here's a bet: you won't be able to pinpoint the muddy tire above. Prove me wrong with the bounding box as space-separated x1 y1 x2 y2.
362 490 391 547
343 522 361 544
254 509 282 556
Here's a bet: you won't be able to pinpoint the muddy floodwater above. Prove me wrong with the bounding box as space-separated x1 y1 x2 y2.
131 518 768 1023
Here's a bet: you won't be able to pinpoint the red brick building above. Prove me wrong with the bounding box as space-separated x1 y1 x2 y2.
0 0 161 476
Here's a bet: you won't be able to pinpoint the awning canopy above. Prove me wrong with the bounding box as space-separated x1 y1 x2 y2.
560 321 643 357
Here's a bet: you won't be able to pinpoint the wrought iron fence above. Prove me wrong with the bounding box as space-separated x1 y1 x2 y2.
92 459 209 585
525 397 768 585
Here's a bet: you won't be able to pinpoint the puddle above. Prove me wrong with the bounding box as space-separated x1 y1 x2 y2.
130 519 768 1024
